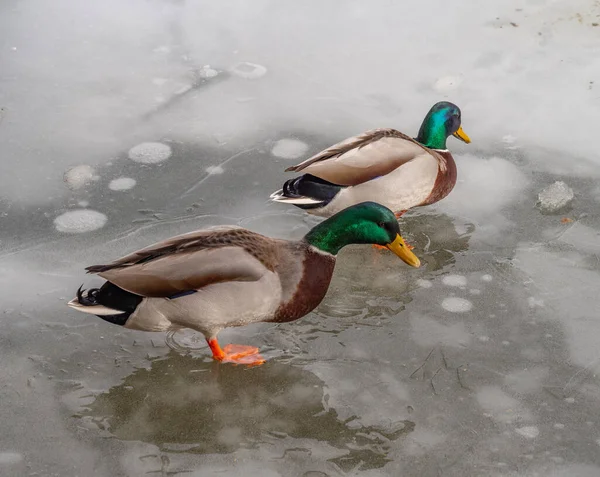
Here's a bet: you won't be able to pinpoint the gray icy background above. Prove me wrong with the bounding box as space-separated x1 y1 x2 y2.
1 1 600 476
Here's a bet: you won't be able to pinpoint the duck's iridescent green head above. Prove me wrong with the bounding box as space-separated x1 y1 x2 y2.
416 101 471 150
304 202 420 267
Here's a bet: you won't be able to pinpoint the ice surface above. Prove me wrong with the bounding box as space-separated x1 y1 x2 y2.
1 0 599 207
0 452 23 465
536 181 575 214
128 142 172 164
434 154 528 242
271 139 309 159
433 75 463 93
108 177 136 191
476 386 532 424
514 245 600 368
54 209 107 233
3 0 600 475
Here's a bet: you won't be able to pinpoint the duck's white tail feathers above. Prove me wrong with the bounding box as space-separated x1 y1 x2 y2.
269 189 323 205
67 298 123 316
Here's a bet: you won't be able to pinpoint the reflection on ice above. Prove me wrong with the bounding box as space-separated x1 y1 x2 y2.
81 353 414 471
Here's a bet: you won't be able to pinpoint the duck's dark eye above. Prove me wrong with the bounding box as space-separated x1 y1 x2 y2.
378 221 386 229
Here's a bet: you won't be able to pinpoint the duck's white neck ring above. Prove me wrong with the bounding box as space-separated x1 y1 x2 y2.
308 245 335 258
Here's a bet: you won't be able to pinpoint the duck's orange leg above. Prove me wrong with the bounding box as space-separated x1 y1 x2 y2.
207 337 265 366
373 210 413 251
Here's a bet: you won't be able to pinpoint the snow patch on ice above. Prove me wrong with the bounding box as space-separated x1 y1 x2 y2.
536 181 574 214
271 139 309 159
54 209 107 233
199 65 218 78
230 62 267 79
442 274 467 287
108 177 136 191
515 426 539 439
416 279 433 289
206 165 224 175
441 297 472 313
64 165 98 190
128 142 172 164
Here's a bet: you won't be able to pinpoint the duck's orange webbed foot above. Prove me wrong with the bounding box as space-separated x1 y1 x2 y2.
207 338 265 366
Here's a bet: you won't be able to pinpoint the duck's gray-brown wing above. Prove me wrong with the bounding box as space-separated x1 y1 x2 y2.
86 227 280 297
285 129 430 186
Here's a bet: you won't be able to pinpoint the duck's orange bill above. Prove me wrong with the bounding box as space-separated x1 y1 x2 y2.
386 234 421 268
453 125 471 144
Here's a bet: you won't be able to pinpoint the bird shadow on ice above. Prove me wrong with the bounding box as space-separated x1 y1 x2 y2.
77 352 415 472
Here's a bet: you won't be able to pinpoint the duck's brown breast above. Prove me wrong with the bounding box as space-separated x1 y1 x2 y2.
420 150 457 206
271 247 336 323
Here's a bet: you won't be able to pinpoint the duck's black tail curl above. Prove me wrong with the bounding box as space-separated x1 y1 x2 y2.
280 174 342 209
76 285 100 306
70 282 143 326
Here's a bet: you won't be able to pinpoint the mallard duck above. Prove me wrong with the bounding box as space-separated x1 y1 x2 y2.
270 101 470 218
68 202 420 365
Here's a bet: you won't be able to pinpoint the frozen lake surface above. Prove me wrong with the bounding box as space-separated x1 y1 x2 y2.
1 1 600 476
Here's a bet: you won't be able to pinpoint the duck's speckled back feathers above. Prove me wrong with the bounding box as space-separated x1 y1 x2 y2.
85 226 285 298
86 227 279 274
285 128 422 172
282 128 446 188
